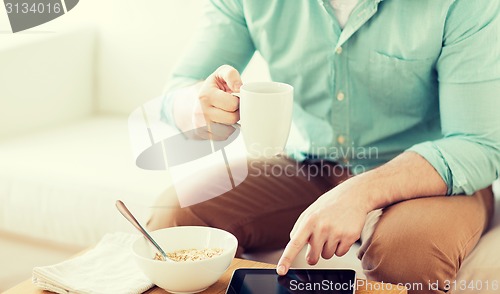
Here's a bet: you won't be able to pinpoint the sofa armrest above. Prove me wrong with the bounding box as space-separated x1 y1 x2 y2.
0 26 96 140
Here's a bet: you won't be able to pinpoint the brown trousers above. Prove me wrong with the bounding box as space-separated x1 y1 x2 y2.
148 157 494 294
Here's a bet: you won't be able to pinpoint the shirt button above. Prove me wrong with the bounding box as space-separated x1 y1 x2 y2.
337 92 345 101
342 157 349 164
337 135 346 144
336 47 343 54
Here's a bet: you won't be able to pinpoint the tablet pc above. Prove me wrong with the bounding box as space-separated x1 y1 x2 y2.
226 268 356 294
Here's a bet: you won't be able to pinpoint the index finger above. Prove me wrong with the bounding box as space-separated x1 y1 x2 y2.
276 227 310 276
214 65 242 92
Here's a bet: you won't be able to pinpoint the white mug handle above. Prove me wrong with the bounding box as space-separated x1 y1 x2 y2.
231 92 241 128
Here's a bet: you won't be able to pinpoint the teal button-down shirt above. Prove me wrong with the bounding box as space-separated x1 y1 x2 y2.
162 0 500 195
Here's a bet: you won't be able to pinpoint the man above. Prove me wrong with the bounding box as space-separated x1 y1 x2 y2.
148 0 500 293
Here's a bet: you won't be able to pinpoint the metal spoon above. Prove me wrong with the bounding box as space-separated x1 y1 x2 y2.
115 200 170 262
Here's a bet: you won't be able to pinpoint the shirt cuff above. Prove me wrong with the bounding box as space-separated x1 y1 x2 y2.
160 78 201 128
407 141 461 196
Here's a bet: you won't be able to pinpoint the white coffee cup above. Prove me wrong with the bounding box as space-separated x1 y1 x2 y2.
235 82 293 158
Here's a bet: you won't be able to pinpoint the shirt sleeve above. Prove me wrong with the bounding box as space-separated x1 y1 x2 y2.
161 0 256 125
407 0 500 195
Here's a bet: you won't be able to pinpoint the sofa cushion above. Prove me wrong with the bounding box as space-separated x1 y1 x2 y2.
0 116 174 247
453 181 500 293
0 27 95 140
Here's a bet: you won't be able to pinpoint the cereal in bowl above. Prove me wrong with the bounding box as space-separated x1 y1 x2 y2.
154 248 224 262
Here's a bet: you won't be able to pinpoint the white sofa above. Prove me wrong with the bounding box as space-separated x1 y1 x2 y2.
1 10 499 294
0 26 176 289
0 3 265 287
0 0 260 288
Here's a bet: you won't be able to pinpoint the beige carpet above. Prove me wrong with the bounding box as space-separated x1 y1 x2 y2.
0 230 82 291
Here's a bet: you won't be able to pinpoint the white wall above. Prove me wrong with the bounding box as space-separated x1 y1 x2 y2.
89 0 206 114
82 0 269 115
61 0 206 114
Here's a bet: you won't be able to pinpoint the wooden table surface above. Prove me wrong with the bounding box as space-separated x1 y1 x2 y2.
5 258 406 294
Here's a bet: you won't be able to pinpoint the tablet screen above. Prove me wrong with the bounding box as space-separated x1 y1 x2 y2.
226 268 356 294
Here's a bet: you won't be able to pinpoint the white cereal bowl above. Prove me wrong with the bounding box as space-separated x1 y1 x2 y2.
132 226 238 293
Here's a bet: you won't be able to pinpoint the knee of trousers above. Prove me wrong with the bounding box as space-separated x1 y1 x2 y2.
360 227 459 293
